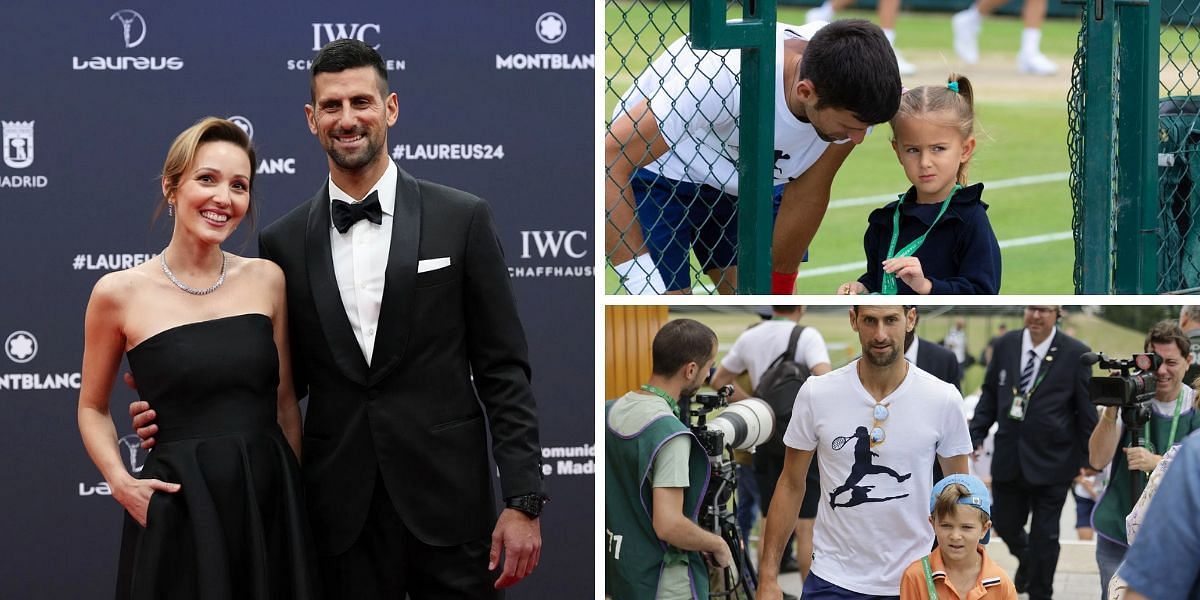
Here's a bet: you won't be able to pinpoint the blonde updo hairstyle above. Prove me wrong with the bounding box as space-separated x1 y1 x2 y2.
155 117 257 229
891 73 976 186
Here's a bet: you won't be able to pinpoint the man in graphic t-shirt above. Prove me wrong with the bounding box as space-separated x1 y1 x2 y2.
757 305 973 599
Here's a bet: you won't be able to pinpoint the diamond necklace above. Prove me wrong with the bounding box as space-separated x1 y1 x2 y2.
160 249 227 296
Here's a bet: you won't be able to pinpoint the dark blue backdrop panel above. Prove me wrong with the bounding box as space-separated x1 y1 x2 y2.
0 1 594 597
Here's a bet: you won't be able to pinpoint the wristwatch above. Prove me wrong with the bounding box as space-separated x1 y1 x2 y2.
506 493 549 518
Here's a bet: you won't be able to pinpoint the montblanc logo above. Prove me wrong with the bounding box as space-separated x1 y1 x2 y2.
496 12 593 71
227 115 297 175
535 12 566 44
228 115 254 140
5 331 37 364
286 23 405 72
110 10 146 49
72 9 184 71
509 230 592 279
1 330 81 391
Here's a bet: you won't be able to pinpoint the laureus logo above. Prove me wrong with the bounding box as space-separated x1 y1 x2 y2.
110 10 147 49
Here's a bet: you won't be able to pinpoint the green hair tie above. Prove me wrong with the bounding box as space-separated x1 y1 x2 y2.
947 81 960 93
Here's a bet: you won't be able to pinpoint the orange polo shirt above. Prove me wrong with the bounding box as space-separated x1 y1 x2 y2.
899 546 1017 600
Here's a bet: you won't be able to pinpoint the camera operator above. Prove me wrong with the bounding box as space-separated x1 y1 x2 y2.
606 318 732 600
1087 321 1200 597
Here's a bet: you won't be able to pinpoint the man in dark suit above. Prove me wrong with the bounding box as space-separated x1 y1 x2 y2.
905 310 961 389
135 40 544 599
969 305 1095 600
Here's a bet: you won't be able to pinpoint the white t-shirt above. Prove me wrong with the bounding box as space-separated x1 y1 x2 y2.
720 320 831 391
614 22 854 196
783 360 974 595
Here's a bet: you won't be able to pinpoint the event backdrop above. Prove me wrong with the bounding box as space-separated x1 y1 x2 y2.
0 1 594 597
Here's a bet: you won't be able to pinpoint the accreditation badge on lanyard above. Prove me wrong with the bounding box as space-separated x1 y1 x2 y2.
880 184 961 295
1010 355 1051 421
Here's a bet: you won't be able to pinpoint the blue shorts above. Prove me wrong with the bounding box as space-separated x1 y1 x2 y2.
1073 492 1096 529
631 168 782 291
802 571 899 600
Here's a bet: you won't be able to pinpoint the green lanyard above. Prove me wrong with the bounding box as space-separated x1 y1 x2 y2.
640 384 680 419
881 184 961 295
1145 388 1187 455
921 555 939 600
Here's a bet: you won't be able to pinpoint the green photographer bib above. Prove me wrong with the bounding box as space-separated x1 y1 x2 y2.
605 400 711 599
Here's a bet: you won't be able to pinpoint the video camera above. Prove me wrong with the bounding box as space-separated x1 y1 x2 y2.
1081 352 1162 407
683 385 774 599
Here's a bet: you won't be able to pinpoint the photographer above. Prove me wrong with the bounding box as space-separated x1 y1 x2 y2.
1087 321 1200 597
606 319 732 599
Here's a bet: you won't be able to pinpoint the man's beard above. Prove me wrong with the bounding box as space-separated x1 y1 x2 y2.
326 132 381 171
864 343 900 367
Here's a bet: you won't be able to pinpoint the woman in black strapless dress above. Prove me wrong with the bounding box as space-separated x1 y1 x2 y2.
78 117 318 599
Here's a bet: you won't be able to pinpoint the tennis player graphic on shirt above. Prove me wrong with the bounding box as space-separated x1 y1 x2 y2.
827 425 911 508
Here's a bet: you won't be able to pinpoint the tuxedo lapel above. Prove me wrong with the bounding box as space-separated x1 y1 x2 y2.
305 183 369 384
367 168 420 385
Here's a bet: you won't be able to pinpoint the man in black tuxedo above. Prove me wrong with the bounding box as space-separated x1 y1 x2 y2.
136 40 545 599
969 305 1095 600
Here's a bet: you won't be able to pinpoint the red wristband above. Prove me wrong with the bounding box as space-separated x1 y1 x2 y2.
771 271 798 295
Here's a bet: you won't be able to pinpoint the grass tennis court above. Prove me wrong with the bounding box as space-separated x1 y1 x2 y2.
605 2 1081 294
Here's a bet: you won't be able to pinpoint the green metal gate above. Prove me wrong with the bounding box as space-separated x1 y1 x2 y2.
604 1 777 295
1071 0 1200 293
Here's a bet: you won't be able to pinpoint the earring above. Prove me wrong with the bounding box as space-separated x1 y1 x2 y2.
167 202 175 218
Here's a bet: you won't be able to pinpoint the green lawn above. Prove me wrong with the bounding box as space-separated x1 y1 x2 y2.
605 3 1100 294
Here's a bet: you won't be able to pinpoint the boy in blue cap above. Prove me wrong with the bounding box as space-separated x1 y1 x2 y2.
900 474 1016 599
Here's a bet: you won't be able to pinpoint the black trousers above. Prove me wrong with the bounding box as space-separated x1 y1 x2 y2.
753 445 821 520
991 478 1071 600
318 471 499 600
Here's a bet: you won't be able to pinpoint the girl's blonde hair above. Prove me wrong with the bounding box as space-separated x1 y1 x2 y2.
891 73 976 185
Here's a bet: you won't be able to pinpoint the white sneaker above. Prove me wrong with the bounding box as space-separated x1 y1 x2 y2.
806 4 834 24
1016 51 1058 75
951 9 981 65
893 48 917 76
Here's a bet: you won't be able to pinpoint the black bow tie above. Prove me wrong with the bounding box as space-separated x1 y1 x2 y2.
332 190 383 234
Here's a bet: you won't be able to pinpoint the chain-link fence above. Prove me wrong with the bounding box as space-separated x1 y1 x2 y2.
1071 0 1200 293
605 1 775 295
1158 3 1200 292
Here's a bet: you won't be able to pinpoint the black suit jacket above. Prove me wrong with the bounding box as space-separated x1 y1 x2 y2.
969 329 1096 486
916 337 961 390
259 167 542 554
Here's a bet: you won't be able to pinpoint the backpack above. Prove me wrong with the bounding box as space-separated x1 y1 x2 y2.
753 325 811 451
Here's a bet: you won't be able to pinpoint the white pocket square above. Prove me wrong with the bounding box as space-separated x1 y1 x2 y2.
417 257 451 273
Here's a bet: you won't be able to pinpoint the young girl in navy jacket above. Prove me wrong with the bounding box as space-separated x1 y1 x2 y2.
839 74 1001 295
